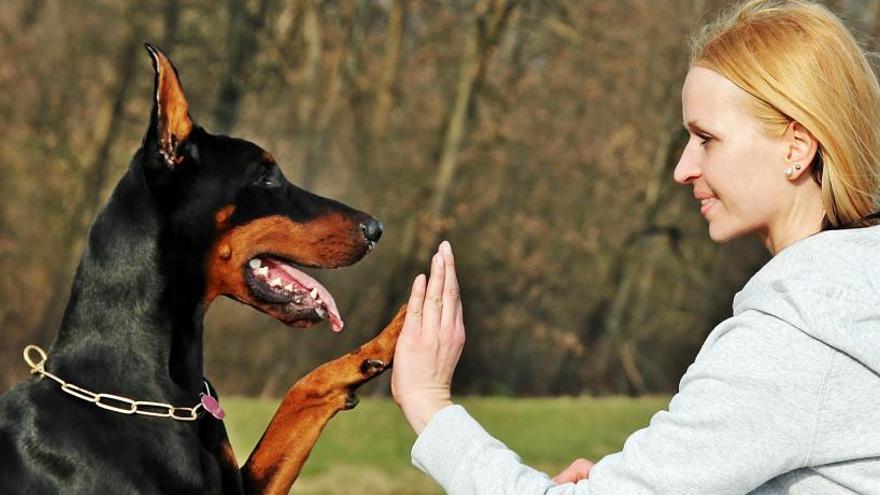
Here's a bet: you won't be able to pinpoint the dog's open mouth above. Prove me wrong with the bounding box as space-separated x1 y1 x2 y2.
243 255 344 332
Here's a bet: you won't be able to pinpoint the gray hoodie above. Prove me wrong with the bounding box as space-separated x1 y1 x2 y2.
412 225 880 494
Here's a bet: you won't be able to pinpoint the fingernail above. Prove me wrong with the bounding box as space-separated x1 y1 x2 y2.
434 252 444 266
440 241 451 254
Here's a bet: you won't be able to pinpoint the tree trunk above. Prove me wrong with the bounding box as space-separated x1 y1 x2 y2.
370 0 520 336
583 120 688 395
161 0 180 52
213 0 271 133
298 0 348 190
367 0 407 165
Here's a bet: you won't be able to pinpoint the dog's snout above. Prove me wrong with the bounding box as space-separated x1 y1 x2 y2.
360 218 383 244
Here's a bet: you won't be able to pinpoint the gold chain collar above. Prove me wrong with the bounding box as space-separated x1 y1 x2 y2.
23 345 204 421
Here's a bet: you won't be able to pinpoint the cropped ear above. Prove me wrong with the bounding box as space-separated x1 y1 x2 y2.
145 43 193 167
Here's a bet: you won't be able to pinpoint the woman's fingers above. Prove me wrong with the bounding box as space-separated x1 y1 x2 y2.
421 250 446 339
552 458 593 484
391 242 465 435
439 241 462 341
402 274 427 338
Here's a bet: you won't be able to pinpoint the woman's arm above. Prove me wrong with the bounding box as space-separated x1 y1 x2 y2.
392 242 832 494
408 311 831 494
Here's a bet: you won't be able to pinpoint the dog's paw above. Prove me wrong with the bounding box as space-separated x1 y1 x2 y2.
343 390 360 410
360 359 386 376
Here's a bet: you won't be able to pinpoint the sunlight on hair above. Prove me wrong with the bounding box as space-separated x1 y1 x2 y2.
690 0 880 227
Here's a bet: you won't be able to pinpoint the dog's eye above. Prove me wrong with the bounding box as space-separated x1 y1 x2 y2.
255 166 281 188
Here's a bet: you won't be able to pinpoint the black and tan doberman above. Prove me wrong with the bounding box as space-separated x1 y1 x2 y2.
0 44 404 494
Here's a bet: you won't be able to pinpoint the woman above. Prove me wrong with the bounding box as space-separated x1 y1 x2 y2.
391 1 880 493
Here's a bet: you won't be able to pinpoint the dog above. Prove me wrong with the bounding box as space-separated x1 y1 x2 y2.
0 44 404 494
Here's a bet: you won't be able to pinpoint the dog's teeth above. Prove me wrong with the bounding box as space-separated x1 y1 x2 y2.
309 288 319 299
316 307 326 317
248 259 261 269
284 283 294 292
270 278 282 287
294 296 303 304
257 267 269 277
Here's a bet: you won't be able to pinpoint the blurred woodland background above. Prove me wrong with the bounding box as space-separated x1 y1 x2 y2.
2 0 879 397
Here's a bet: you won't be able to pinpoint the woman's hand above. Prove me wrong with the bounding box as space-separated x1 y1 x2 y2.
552 458 594 484
391 241 465 434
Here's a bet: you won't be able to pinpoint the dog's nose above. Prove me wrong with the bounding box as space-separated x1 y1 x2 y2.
360 218 383 244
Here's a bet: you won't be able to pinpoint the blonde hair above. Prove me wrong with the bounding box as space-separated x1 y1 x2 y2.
690 0 880 227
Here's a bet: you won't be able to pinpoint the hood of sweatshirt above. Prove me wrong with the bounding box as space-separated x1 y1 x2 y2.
731 225 880 374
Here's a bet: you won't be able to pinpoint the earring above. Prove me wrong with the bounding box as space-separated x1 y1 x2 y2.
784 167 794 178
794 163 802 171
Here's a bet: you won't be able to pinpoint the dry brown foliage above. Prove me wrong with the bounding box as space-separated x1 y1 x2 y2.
3 0 873 396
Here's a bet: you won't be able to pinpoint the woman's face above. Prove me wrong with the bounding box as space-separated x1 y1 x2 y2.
674 66 791 245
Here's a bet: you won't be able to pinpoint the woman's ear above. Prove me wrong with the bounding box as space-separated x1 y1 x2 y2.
785 121 819 181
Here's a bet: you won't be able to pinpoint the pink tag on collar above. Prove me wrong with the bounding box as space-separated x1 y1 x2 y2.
200 393 225 420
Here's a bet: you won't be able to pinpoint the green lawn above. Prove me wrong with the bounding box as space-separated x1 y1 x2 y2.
223 395 669 494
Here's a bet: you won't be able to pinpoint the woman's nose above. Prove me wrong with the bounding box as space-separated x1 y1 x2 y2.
673 142 702 184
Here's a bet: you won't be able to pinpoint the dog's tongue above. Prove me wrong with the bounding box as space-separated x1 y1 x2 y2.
270 261 344 332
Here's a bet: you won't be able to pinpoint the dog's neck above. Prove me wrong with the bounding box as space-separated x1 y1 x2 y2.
49 159 209 401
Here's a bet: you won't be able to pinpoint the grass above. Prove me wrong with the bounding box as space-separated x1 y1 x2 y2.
223 395 669 494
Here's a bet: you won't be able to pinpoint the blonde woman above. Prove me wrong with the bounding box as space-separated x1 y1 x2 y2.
391 1 880 493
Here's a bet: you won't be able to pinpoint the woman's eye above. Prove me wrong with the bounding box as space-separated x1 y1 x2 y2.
698 134 713 146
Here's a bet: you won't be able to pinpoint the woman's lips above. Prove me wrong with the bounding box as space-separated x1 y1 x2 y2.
699 197 718 215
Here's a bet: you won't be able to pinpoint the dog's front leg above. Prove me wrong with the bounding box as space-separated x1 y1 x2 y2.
241 306 406 494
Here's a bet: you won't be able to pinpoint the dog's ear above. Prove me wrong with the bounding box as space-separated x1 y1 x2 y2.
144 43 193 167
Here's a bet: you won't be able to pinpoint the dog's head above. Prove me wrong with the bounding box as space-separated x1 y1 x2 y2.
140 44 380 332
